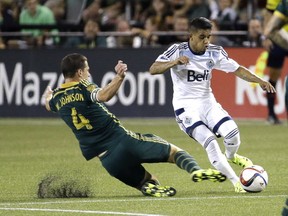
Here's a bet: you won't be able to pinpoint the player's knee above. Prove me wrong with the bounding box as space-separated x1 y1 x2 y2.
269 68 281 82
192 126 216 147
223 128 240 147
168 144 182 162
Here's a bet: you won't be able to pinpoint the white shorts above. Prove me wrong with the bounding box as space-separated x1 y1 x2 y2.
174 97 232 137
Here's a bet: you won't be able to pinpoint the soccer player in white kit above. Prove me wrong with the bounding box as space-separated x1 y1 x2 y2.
149 17 276 193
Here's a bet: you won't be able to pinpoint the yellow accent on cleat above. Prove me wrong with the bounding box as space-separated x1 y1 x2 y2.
141 182 176 197
191 169 227 183
228 154 253 168
234 181 246 193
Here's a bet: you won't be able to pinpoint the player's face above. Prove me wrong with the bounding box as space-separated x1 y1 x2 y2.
189 29 211 54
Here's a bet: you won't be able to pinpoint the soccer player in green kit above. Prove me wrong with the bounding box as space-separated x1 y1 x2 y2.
262 0 288 124
262 0 288 121
44 53 226 197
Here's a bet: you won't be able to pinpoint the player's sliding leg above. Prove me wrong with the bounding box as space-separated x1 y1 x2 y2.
141 179 176 197
138 170 177 197
140 148 227 197
191 168 226 182
172 148 226 183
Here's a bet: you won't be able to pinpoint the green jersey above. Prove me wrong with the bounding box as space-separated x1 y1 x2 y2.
267 0 288 31
49 79 171 187
275 0 288 18
49 79 127 160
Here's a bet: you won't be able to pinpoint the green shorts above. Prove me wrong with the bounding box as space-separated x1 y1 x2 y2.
100 132 171 188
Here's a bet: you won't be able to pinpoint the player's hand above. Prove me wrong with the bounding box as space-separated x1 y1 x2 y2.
262 38 273 52
44 86 53 101
176 56 189 65
43 86 53 111
115 60 127 79
259 81 276 93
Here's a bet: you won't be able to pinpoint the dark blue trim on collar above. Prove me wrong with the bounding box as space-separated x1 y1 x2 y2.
188 42 205 55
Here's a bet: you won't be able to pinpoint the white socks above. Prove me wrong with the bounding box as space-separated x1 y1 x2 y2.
205 139 239 185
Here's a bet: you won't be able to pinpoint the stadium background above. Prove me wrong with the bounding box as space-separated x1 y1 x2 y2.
0 47 287 119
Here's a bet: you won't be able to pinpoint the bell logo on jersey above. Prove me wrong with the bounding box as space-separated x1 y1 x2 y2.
187 70 209 82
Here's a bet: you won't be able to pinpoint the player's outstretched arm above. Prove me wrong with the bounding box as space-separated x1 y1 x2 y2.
96 60 127 102
233 66 276 93
149 56 189 75
263 13 285 39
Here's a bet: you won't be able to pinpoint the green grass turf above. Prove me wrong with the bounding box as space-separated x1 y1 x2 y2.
0 118 287 216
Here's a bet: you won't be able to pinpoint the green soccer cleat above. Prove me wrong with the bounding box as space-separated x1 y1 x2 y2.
191 169 227 183
234 181 246 193
141 181 176 197
228 154 253 168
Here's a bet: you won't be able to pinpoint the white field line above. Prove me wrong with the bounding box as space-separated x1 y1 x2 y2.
0 194 286 207
0 207 164 216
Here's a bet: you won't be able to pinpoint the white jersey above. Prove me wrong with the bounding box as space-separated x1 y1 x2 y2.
155 42 239 109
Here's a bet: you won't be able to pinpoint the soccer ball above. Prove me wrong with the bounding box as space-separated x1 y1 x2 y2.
239 165 268 193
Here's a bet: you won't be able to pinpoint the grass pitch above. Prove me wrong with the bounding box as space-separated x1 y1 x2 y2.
0 118 287 216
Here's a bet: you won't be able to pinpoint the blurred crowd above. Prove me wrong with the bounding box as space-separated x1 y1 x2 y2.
0 0 267 49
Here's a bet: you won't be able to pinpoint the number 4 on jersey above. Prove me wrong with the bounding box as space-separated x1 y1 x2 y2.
71 107 93 130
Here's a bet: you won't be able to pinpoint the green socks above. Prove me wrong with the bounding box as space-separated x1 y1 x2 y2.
175 151 201 173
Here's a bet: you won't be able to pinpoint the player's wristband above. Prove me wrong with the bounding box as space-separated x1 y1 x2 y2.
260 35 268 41
91 88 101 103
